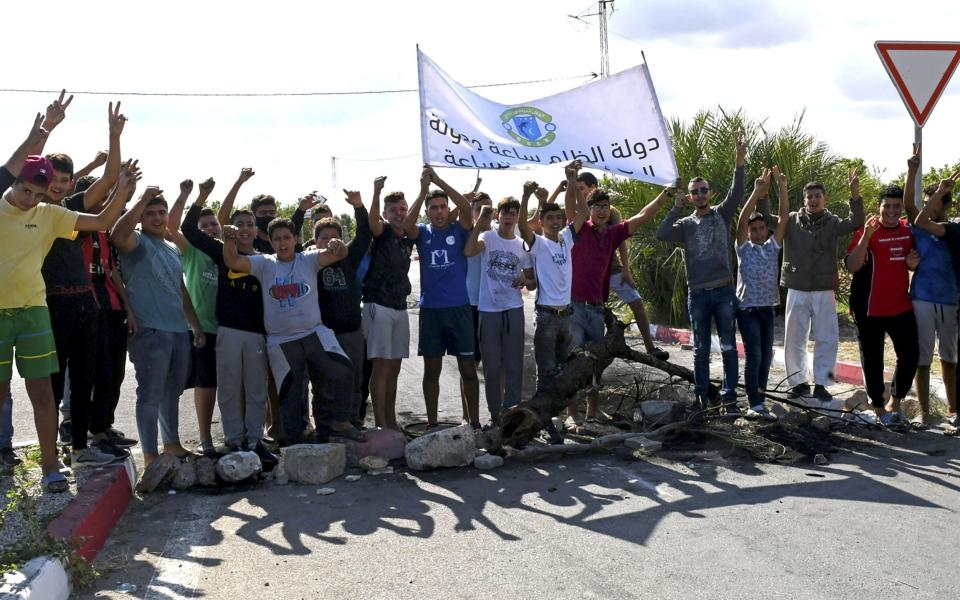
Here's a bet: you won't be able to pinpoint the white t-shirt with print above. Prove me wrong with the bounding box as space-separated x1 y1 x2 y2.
478 230 531 312
529 225 576 307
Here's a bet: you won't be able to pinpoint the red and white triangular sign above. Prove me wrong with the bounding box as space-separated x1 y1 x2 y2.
875 41 960 127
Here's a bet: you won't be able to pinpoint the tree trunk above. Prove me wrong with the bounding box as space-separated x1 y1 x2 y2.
498 315 716 449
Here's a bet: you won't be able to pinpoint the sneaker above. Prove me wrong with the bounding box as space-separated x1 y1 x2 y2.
813 385 833 403
105 429 138 448
0 447 21 467
58 420 72 446
71 447 118 467
96 440 130 460
722 401 742 416
746 404 777 421
202 446 226 460
251 442 278 472
790 384 810 398
649 347 670 361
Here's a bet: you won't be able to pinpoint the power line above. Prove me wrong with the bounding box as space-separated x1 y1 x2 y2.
0 73 596 98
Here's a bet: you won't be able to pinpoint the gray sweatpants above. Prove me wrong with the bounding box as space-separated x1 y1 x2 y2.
216 326 268 448
479 307 525 419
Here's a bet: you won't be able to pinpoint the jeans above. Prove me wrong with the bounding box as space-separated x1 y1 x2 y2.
688 285 739 402
737 306 775 407
91 309 128 434
128 328 191 456
533 308 572 393
277 333 353 444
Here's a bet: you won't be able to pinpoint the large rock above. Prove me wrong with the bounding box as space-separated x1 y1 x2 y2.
811 415 832 431
171 460 198 490
405 424 475 470
844 390 870 412
215 451 262 482
638 400 684 427
196 457 217 486
338 429 406 467
900 397 921 420
359 455 388 471
282 444 346 484
135 454 179 494
473 454 504 470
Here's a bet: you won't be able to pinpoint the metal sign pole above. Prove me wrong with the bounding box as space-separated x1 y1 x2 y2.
915 124 922 202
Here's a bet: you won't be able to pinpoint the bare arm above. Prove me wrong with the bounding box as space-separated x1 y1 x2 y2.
74 160 141 233
736 169 771 245
845 221 876 273
915 175 959 237
221 226 253 273
218 168 255 226
838 169 866 234
181 280 205 348
72 151 107 182
563 161 581 223
81 102 126 212
109 267 138 336
464 206 491 257
368 176 386 237
628 182 680 235
903 145 921 223
773 166 790 244
518 181 538 245
166 179 196 252
317 238 350 267
109 182 159 253
431 169 474 230
403 167 432 240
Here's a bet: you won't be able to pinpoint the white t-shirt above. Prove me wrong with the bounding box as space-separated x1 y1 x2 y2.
529 225 576 307
477 230 532 312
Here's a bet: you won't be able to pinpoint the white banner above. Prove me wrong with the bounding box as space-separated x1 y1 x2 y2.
417 48 677 185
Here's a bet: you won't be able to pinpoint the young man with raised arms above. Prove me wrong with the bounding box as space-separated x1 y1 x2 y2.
735 167 790 419
362 176 414 431
222 217 363 444
0 94 140 490
656 134 747 414
846 185 919 424
403 166 481 429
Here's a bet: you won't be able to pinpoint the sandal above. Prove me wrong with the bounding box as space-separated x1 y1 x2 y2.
563 415 582 434
330 424 367 442
43 472 69 494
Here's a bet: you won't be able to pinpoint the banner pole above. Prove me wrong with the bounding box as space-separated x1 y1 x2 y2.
915 123 922 202
416 45 429 167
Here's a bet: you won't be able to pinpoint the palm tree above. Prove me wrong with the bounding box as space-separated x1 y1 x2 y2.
604 107 877 325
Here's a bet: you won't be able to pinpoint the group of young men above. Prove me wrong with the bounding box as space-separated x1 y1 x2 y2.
3 93 958 493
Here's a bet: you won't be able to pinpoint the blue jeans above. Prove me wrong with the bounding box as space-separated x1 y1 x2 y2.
737 306 775 407
687 285 739 402
128 328 191 455
0 391 12 449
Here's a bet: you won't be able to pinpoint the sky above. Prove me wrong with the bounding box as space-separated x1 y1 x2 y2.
2 0 959 217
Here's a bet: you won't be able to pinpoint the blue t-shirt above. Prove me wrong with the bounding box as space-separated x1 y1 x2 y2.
415 222 470 308
120 232 188 333
909 224 958 305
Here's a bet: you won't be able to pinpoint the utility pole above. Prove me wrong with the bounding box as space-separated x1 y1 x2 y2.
598 0 613 78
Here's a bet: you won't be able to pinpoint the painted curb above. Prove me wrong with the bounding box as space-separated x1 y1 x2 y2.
0 555 69 599
45 455 137 561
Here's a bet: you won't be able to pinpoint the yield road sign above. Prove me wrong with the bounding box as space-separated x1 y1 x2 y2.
875 41 960 127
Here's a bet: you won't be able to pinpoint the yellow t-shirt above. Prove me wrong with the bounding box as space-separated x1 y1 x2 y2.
0 197 79 308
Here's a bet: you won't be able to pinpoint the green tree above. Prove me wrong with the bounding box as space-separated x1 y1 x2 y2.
604 107 880 325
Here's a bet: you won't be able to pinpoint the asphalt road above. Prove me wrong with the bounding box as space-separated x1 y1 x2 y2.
8 265 959 599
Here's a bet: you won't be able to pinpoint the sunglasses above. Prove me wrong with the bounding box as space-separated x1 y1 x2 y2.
689 187 710 196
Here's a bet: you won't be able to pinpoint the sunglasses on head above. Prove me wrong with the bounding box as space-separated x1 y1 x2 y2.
689 186 710 196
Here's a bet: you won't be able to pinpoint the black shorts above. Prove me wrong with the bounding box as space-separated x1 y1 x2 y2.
418 305 476 358
186 331 217 389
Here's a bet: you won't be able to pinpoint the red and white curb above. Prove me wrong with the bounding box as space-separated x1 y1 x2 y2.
0 456 137 599
648 324 949 401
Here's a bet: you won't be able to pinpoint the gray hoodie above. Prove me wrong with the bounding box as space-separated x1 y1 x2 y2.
656 166 745 290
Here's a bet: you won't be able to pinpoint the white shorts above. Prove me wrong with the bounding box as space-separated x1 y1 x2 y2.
362 303 410 360
913 299 958 365
609 271 642 304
